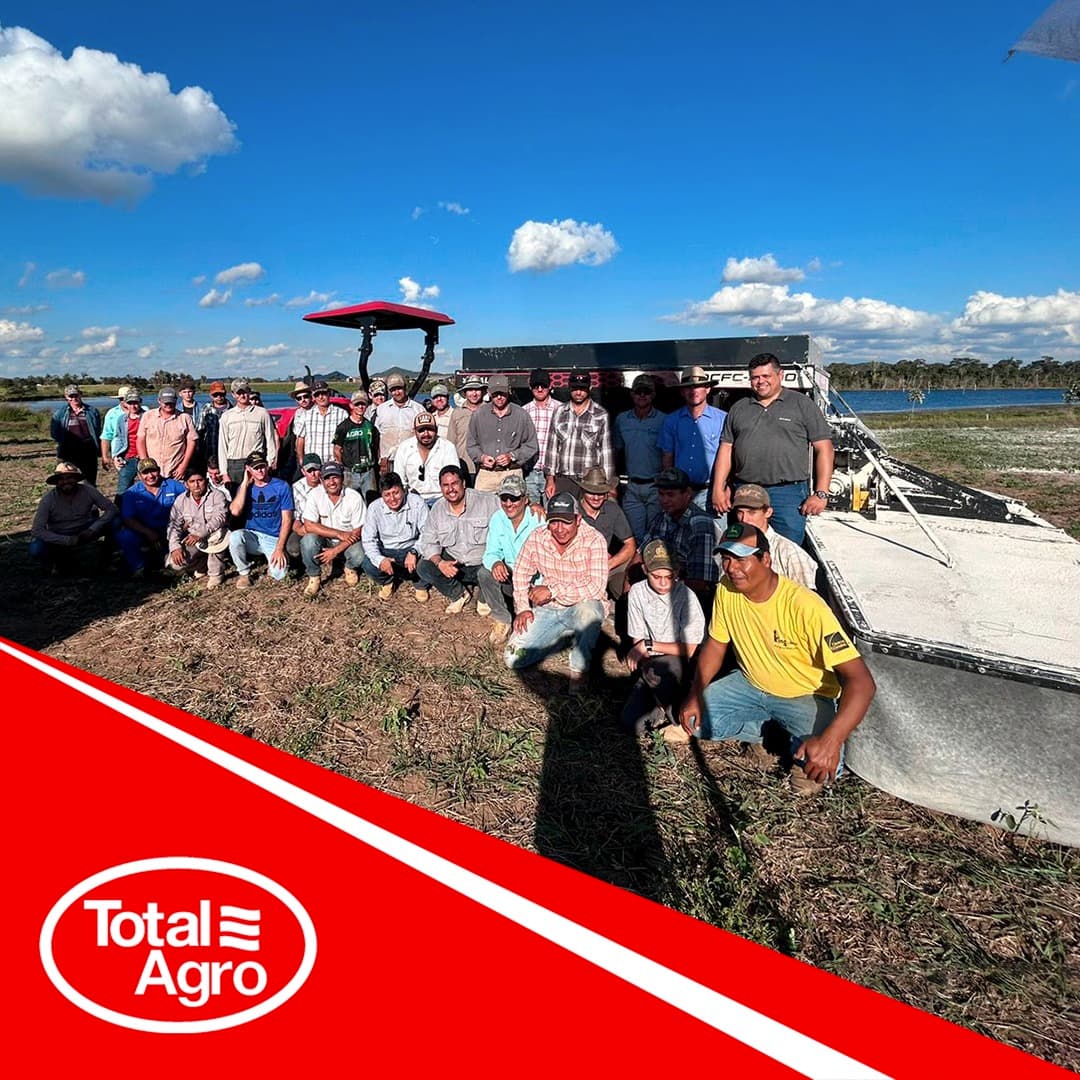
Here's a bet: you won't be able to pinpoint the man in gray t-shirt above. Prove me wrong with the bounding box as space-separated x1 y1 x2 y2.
711 353 834 544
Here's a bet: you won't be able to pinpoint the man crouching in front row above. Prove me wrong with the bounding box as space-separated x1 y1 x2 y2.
668 523 876 796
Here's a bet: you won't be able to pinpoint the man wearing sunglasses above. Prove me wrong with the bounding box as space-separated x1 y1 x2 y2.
671 523 876 796
197 382 231 472
477 474 544 644
217 378 279 486
393 412 459 506
294 380 347 470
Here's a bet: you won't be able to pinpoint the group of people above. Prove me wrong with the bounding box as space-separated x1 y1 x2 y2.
32 353 874 795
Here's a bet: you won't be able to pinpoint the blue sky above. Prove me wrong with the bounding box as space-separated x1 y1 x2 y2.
1 1 1077 380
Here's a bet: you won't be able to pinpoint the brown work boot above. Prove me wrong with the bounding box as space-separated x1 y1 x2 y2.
235 574 251 590
488 621 510 646
303 576 320 597
789 764 824 797
378 583 394 601
207 576 223 591
414 587 429 604
742 742 775 767
344 567 359 586
662 723 690 745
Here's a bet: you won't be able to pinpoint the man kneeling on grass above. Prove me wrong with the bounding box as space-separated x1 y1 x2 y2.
504 492 608 694
299 462 366 596
228 450 293 589
165 468 230 588
670 522 876 795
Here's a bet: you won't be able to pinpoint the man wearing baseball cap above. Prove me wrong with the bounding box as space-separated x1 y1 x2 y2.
333 390 379 500
504 491 609 692
116 457 185 576
478 473 544 644
295 380 347 471
196 381 231 474
621 538 705 734
614 373 666 543
50 385 103 486
466 373 538 493
287 453 324 561
523 368 556 506
100 388 145 495
373 372 424 470
657 366 726 510
217 379 279 486
544 370 614 502
730 483 819 591
136 387 198 481
393 412 460 505
428 384 453 441
671 522 876 795
447 375 486 479
228 449 294 587
299 461 366 596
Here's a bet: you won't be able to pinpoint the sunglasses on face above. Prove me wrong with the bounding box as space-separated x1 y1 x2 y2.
211 392 226 398
499 494 524 503
295 393 312 401
314 390 329 397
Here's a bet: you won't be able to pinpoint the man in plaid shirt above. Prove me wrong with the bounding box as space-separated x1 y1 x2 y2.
543 371 614 501
505 492 609 692
295 380 348 467
523 368 557 505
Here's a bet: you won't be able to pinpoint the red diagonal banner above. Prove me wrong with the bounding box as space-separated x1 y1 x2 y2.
0 638 1066 1077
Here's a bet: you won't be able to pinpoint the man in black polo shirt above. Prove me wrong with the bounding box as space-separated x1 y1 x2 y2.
577 466 636 597
710 353 834 544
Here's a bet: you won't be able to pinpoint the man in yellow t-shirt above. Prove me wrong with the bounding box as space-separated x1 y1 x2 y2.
672 523 876 794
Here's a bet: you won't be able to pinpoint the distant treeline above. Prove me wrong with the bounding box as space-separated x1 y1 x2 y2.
826 356 1079 391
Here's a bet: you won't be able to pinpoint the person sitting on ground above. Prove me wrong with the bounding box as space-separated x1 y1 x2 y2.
136 387 197 481
360 471 429 600
100 388 145 496
577 466 637 598
115 458 185 577
228 450 293 589
504 492 609 692
218 380 279 487
287 453 323 562
671 523 876 796
417 464 499 613
334 390 379 500
29 462 117 573
393 412 460 505
299 462 366 596
466 374 538 493
428 383 453 441
477 474 544 645
620 540 705 734
730 483 819 591
50 385 103 486
165 467 230 588
639 467 720 606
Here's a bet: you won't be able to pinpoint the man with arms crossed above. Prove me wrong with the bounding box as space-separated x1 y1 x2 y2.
671 523 875 795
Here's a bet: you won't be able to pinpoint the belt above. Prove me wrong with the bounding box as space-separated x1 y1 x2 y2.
628 476 655 484
480 464 519 472
762 480 808 488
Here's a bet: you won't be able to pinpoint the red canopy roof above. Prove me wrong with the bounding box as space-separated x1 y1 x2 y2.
302 301 454 332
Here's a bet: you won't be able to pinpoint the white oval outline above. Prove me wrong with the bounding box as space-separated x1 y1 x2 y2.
39 857 317 1034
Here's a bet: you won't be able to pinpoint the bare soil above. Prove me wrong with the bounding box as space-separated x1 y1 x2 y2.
3 431 1078 1069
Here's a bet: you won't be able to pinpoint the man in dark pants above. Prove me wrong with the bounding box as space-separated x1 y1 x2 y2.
50 385 102 486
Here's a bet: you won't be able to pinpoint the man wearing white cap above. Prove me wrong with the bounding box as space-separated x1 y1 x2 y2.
657 366 726 510
373 373 424 470
428 384 454 441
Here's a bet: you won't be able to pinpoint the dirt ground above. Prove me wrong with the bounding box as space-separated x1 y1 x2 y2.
2 432 1078 1069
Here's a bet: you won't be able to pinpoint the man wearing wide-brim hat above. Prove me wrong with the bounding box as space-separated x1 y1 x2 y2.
657 366 726 511
447 375 486 478
578 466 636 598
165 466 230 588
29 462 118 574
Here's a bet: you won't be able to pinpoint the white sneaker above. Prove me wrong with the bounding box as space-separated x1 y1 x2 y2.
476 601 492 617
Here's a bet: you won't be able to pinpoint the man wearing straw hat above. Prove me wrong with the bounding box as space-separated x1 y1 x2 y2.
165 467 230 588
29 462 117 573
657 365 726 511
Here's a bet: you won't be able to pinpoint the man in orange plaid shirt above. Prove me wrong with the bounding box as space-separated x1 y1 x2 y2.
504 492 609 693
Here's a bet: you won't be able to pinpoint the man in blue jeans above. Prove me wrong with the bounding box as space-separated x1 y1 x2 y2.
228 450 294 588
360 471 429 601
671 522 876 795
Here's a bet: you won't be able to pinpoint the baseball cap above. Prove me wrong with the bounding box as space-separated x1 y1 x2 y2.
369 379 388 394
529 368 551 388
387 374 406 390
231 378 251 393
321 462 344 479
631 374 655 393
488 374 511 395
430 384 450 398
716 523 770 558
244 449 268 467
547 492 579 522
301 453 323 471
137 457 160 473
350 389 369 405
654 467 692 490
641 539 676 573
414 412 437 430
63 384 81 397
568 371 591 388
124 390 143 403
732 483 771 510
116 385 132 400
497 474 527 498
157 387 178 404
312 380 331 394
208 381 227 394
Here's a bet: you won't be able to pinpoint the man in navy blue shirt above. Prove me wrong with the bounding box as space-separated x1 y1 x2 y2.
227 450 294 588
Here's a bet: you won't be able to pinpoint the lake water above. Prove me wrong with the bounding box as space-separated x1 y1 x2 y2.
19 387 1071 416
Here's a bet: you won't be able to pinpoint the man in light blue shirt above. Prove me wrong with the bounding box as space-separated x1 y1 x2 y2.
477 474 543 644
657 366 726 511
613 373 666 543
360 471 430 600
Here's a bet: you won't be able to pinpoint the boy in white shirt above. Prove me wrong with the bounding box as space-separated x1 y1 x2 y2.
621 539 705 734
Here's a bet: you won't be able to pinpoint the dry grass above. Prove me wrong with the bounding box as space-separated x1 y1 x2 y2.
3 425 1078 1069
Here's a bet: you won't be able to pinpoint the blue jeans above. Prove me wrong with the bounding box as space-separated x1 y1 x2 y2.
622 480 659 544
300 533 364 577
116 457 139 495
504 600 604 675
524 470 546 508
361 546 419 585
229 529 290 580
345 467 377 501
116 525 165 572
759 480 809 545
695 670 842 771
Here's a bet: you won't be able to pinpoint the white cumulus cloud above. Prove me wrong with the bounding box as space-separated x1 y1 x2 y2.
244 293 282 307
722 254 806 285
198 287 231 308
192 274 206 286
398 276 440 307
45 268 86 288
438 200 470 215
137 344 158 360
73 331 117 356
0 24 238 204
284 290 334 309
507 218 618 273
0 318 44 344
952 289 1080 345
81 324 119 338
214 261 265 286
184 345 218 357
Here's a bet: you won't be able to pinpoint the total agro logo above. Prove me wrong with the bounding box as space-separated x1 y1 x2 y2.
40 857 317 1033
